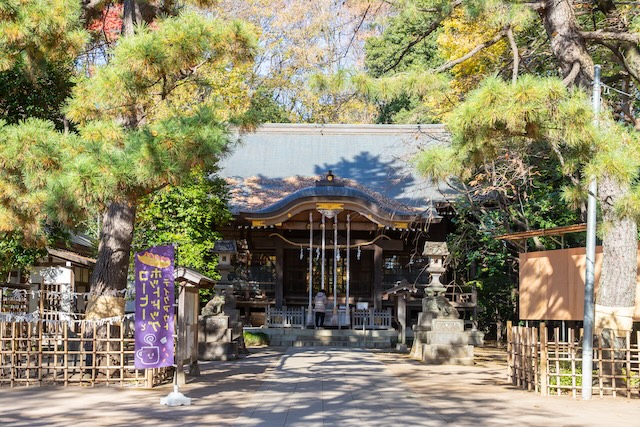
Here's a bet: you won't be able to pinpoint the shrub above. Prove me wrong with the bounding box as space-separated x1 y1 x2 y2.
243 331 269 346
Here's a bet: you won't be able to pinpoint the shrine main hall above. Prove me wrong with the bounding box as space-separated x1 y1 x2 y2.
215 124 466 328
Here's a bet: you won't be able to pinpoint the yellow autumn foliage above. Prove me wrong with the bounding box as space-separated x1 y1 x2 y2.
215 0 388 123
438 9 508 94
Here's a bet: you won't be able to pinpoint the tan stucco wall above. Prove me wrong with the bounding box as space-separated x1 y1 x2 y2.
519 246 640 321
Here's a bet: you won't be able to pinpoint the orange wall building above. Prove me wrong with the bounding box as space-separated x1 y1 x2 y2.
519 246 640 321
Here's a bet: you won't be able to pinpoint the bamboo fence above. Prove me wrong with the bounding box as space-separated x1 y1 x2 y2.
507 321 640 399
0 320 171 388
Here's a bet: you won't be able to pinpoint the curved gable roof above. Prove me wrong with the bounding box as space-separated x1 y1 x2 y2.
220 124 452 217
238 178 440 228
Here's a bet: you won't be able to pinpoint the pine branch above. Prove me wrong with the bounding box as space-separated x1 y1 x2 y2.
383 0 463 74
434 29 507 74
342 3 370 62
507 28 519 84
561 61 582 86
593 40 640 83
581 30 640 44
521 1 546 9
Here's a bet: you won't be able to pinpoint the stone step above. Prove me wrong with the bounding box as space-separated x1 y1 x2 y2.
244 327 398 349
292 340 392 349
245 327 396 338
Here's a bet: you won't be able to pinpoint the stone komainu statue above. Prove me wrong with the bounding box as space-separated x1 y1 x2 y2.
202 295 225 316
201 291 238 317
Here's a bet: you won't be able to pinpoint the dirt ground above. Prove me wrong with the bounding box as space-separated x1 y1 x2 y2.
0 345 637 426
374 345 638 427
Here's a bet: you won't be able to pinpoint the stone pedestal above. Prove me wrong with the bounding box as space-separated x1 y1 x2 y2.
419 319 473 365
198 315 243 361
410 296 475 365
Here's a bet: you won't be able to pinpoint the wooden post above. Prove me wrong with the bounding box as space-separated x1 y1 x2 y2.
91 322 97 386
532 326 538 393
11 322 16 387
26 320 32 385
37 321 43 384
275 240 284 309
524 326 530 390
176 283 186 387
146 368 154 388
519 326 524 387
506 320 513 383
64 324 69 386
569 328 576 399
373 246 383 309
554 327 560 396
120 320 125 387
625 331 631 400
106 325 111 385
597 334 604 398
540 323 548 396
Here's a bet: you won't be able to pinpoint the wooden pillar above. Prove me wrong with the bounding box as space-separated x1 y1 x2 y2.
176 283 187 386
307 212 314 326
507 320 513 383
373 245 383 309
275 240 284 308
540 322 548 396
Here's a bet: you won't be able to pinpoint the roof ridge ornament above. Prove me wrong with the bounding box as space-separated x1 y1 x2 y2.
316 170 344 187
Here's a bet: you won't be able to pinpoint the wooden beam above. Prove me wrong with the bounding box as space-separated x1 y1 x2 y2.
495 223 587 241
279 221 378 231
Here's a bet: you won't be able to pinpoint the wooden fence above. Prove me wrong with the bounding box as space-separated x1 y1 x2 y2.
265 306 306 328
265 306 393 330
352 308 392 329
507 321 640 399
0 320 172 388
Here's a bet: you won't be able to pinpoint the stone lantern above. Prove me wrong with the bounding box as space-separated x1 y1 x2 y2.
410 241 474 365
422 241 449 297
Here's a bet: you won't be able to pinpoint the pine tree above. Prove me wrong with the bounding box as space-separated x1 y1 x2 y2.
0 5 257 316
366 0 640 333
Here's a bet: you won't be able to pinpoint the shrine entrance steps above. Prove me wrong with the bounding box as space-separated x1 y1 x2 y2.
245 327 398 349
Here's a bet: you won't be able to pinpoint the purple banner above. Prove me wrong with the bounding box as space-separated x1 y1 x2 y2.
134 245 175 369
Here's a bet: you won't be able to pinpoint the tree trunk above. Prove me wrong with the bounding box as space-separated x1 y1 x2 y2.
84 200 136 375
541 0 637 334
90 0 139 301
122 0 141 37
596 174 637 333
89 200 137 297
540 0 594 87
